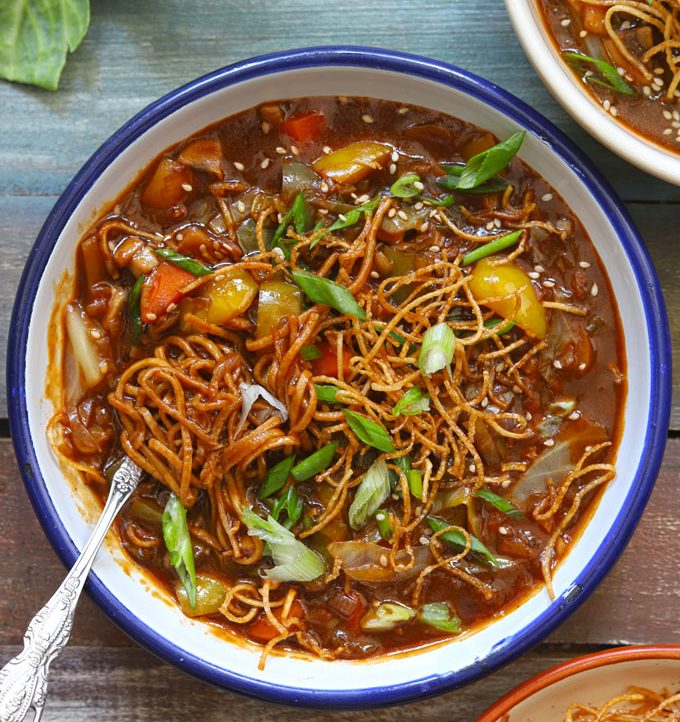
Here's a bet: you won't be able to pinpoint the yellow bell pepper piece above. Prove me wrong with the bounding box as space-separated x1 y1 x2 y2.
256 280 303 338
176 574 227 617
313 141 392 184
468 257 547 339
204 268 257 324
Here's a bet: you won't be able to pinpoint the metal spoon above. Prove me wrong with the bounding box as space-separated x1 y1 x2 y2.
0 456 143 722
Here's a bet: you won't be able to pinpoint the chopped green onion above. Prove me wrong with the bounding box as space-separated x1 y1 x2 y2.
272 192 306 255
422 194 455 207
258 455 296 499
390 172 422 199
291 441 338 481
315 384 342 404
271 486 304 528
563 51 634 96
292 270 366 320
155 248 212 276
407 469 423 500
162 493 197 609
455 131 526 190
348 458 391 530
418 602 462 633
461 230 521 266
427 515 498 567
242 507 324 582
393 386 430 416
126 274 145 344
484 318 516 335
419 323 456 376
361 602 415 631
343 410 395 453
300 344 322 361
437 167 508 195
475 488 523 519
375 509 393 541
394 455 412 473
376 326 406 346
311 195 381 247
292 192 308 234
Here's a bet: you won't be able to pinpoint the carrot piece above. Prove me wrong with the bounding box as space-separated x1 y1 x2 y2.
582 6 608 36
140 262 195 323
248 600 305 643
311 341 351 378
282 112 326 142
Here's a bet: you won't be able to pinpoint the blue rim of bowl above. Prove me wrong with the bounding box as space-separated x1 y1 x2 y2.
6 46 671 709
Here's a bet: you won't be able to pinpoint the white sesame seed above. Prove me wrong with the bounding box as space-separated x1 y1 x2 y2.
260 158 270 169
673 111 680 121
610 106 618 117
526 411 532 421
90 329 102 339
655 68 665 76
560 17 571 26
413 181 425 191
469 463 476 473
338 213 347 222
389 163 397 175
535 265 545 273
291 145 300 156
146 312 157 322
272 247 285 260
579 260 591 269
544 438 555 447
370 270 379 279
502 479 512 488
376 512 385 521
320 182 329 193
663 110 673 120
528 271 540 280
494 218 502 228
653 77 664 88
579 30 587 38
362 114 374 124
496 362 505 373
379 554 388 567
100 361 109 373
419 536 430 545
355 194 371 205
234 161 245 171
323 145 332 155
603 99 611 111
398 107 409 115
414 201 424 210
275 146 286 155
397 210 409 221
543 280 555 288
237 200 246 213
166 302 177 313
498 526 509 535
261 121 271 134
391 150 399 163
663 128 673 135
643 86 652 97
181 183 193 192
591 282 599 296
420 222 430 233
578 362 587 371
428 244 440 252
616 66 625 77
568 411 581 420
277 213 283 223
481 397 489 408
388 208 397 218
485 221 495 231
672 121 680 129
318 208 328 215
553 359 563 369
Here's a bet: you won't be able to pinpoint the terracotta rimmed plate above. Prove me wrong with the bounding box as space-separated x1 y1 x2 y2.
477 645 680 721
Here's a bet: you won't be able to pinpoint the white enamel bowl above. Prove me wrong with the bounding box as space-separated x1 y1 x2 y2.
6 47 671 707
476 646 680 721
504 0 680 186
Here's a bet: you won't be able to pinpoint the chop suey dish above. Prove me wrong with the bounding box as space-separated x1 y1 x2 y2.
49 96 625 666
540 0 680 151
561 685 680 721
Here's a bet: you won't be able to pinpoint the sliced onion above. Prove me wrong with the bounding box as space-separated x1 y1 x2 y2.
512 441 574 504
237 382 288 436
65 304 107 391
328 541 430 583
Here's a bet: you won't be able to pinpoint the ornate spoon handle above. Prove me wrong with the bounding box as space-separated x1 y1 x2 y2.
0 457 143 722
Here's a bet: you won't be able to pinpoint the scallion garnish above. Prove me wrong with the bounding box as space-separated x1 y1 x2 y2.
419 323 456 376
258 455 296 499
162 493 197 608
343 409 395 452
407 469 423 500
422 194 455 207
461 230 522 266
242 507 324 582
291 441 338 481
375 509 394 541
272 192 307 258
348 458 391 529
155 248 212 276
292 270 366 320
315 383 342 404
563 51 634 96
427 515 498 567
456 131 526 190
475 488 523 519
418 603 462 633
484 317 516 335
300 344 322 361
311 195 381 247
390 172 422 198
271 486 304 528
127 274 145 344
393 386 430 416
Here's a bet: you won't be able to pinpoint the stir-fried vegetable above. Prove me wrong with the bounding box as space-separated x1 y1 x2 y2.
256 280 303 338
454 131 526 190
241 508 324 582
237 382 288 434
328 541 431 582
437 164 509 194
393 386 430 416
203 268 258 325
563 51 634 95
361 602 415 631
177 138 224 179
163 493 197 609
475 488 522 519
272 192 308 257
310 341 352 378
419 323 456 376
65 304 110 390
418 603 461 633
427 515 498 567
155 248 212 276
315 383 342 404
248 600 305 643
282 111 326 142
343 410 395 453
176 574 227 617
375 510 394 541
468 257 547 339
313 195 381 245
291 441 338 481
390 172 422 198
348 458 391 529
141 157 193 209
271 486 304 528
461 230 522 267
292 270 366 320
259 455 296 499
313 141 391 184
141 262 195 323
126 274 145 343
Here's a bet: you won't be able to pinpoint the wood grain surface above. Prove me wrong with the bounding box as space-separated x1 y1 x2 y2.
0 0 678 718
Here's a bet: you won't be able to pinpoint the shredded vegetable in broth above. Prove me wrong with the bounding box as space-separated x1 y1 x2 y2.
48 96 625 667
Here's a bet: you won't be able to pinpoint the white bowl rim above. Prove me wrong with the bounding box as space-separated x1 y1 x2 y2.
6 46 671 707
503 0 680 186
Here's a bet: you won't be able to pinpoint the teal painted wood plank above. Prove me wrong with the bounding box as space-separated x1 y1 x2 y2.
0 0 677 201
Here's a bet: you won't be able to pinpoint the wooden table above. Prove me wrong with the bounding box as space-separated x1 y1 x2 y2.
1 1 678 719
